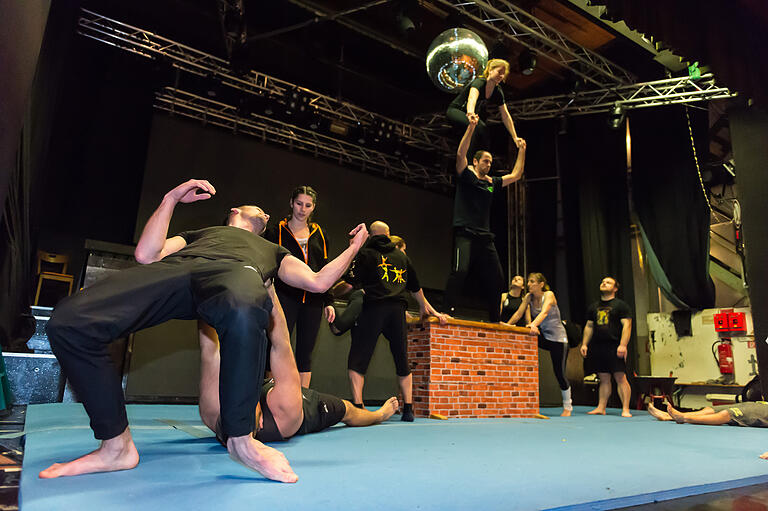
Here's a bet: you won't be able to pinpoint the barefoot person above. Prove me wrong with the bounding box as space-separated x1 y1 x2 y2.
40 178 368 482
198 286 397 444
506 273 572 416
579 277 633 417
648 401 768 428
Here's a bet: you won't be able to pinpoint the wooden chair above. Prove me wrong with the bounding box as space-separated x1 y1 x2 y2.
34 250 74 305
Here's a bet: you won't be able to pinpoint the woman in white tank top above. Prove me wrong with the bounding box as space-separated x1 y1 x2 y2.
506 273 572 416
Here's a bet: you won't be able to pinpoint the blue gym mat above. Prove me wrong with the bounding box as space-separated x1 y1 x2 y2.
20 404 768 510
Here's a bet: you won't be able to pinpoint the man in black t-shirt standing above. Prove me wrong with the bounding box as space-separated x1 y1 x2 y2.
444 113 526 322
41 179 368 483
580 276 633 417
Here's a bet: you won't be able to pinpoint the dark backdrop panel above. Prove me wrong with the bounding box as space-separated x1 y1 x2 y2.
136 114 453 289
730 106 768 399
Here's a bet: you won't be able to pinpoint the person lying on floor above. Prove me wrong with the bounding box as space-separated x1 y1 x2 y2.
198 283 399 445
648 401 768 427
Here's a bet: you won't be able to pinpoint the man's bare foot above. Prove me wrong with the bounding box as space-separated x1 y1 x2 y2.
665 404 686 424
39 428 139 479
378 397 399 422
587 408 606 415
560 408 572 417
646 403 673 421
760 451 768 460
621 410 633 418
227 434 298 483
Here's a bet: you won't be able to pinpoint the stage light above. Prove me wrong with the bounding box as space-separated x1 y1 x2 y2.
607 103 626 130
328 120 349 136
518 49 537 76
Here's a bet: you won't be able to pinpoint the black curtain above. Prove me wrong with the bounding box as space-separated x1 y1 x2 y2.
0 1 54 349
630 106 715 310
730 106 768 399
595 1 768 108
522 119 559 291
561 115 634 322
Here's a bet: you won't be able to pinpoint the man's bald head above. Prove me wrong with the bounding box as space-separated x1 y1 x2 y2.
370 221 390 236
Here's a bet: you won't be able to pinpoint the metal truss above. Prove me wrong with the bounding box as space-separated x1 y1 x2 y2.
411 74 736 125
433 0 634 87
505 73 736 120
77 8 453 156
154 88 453 190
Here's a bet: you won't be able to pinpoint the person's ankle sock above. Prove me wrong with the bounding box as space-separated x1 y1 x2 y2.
353 402 365 409
401 403 414 422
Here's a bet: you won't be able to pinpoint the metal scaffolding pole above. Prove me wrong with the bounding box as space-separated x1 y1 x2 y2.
77 8 453 157
412 74 736 126
154 88 453 190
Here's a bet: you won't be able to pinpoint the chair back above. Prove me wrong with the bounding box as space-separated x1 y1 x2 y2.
37 250 70 275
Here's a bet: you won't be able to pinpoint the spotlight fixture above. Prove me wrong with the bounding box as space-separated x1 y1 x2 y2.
329 119 349 136
518 49 537 76
607 103 626 130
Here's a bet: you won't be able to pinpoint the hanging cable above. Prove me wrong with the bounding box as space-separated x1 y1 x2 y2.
685 105 713 215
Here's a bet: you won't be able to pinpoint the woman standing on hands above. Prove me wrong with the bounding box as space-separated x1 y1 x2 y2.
265 186 332 387
506 273 572 416
446 58 523 154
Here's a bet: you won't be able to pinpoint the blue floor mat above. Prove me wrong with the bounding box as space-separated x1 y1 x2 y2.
20 404 768 510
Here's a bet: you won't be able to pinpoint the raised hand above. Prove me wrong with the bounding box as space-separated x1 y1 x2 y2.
348 223 369 250
166 179 216 204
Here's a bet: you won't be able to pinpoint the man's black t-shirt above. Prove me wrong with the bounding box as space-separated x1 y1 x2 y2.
346 235 420 303
448 78 506 120
171 226 290 283
453 168 502 234
586 298 632 345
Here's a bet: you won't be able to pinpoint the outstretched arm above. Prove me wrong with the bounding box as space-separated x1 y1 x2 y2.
410 289 449 324
135 179 216 264
278 223 368 293
456 113 479 175
500 104 523 147
264 285 304 437
501 139 526 187
528 291 556 335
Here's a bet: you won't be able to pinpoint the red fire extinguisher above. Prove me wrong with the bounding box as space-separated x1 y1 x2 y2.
713 339 734 374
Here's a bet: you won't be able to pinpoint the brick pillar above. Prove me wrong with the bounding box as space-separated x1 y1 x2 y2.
407 318 539 418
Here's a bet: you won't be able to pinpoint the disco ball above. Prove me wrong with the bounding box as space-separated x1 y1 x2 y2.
426 28 488 94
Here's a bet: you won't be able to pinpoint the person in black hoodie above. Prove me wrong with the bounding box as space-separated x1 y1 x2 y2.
335 221 446 422
264 186 332 388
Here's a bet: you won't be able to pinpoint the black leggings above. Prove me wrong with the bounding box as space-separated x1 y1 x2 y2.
446 106 491 156
278 291 323 373
348 300 410 377
47 258 271 440
444 231 505 322
331 289 365 335
538 336 570 391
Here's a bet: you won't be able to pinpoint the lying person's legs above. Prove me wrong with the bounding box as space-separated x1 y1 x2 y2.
648 403 718 422
340 397 399 426
666 404 731 425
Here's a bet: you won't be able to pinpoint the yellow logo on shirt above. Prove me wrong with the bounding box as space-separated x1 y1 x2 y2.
597 308 610 326
378 255 405 283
